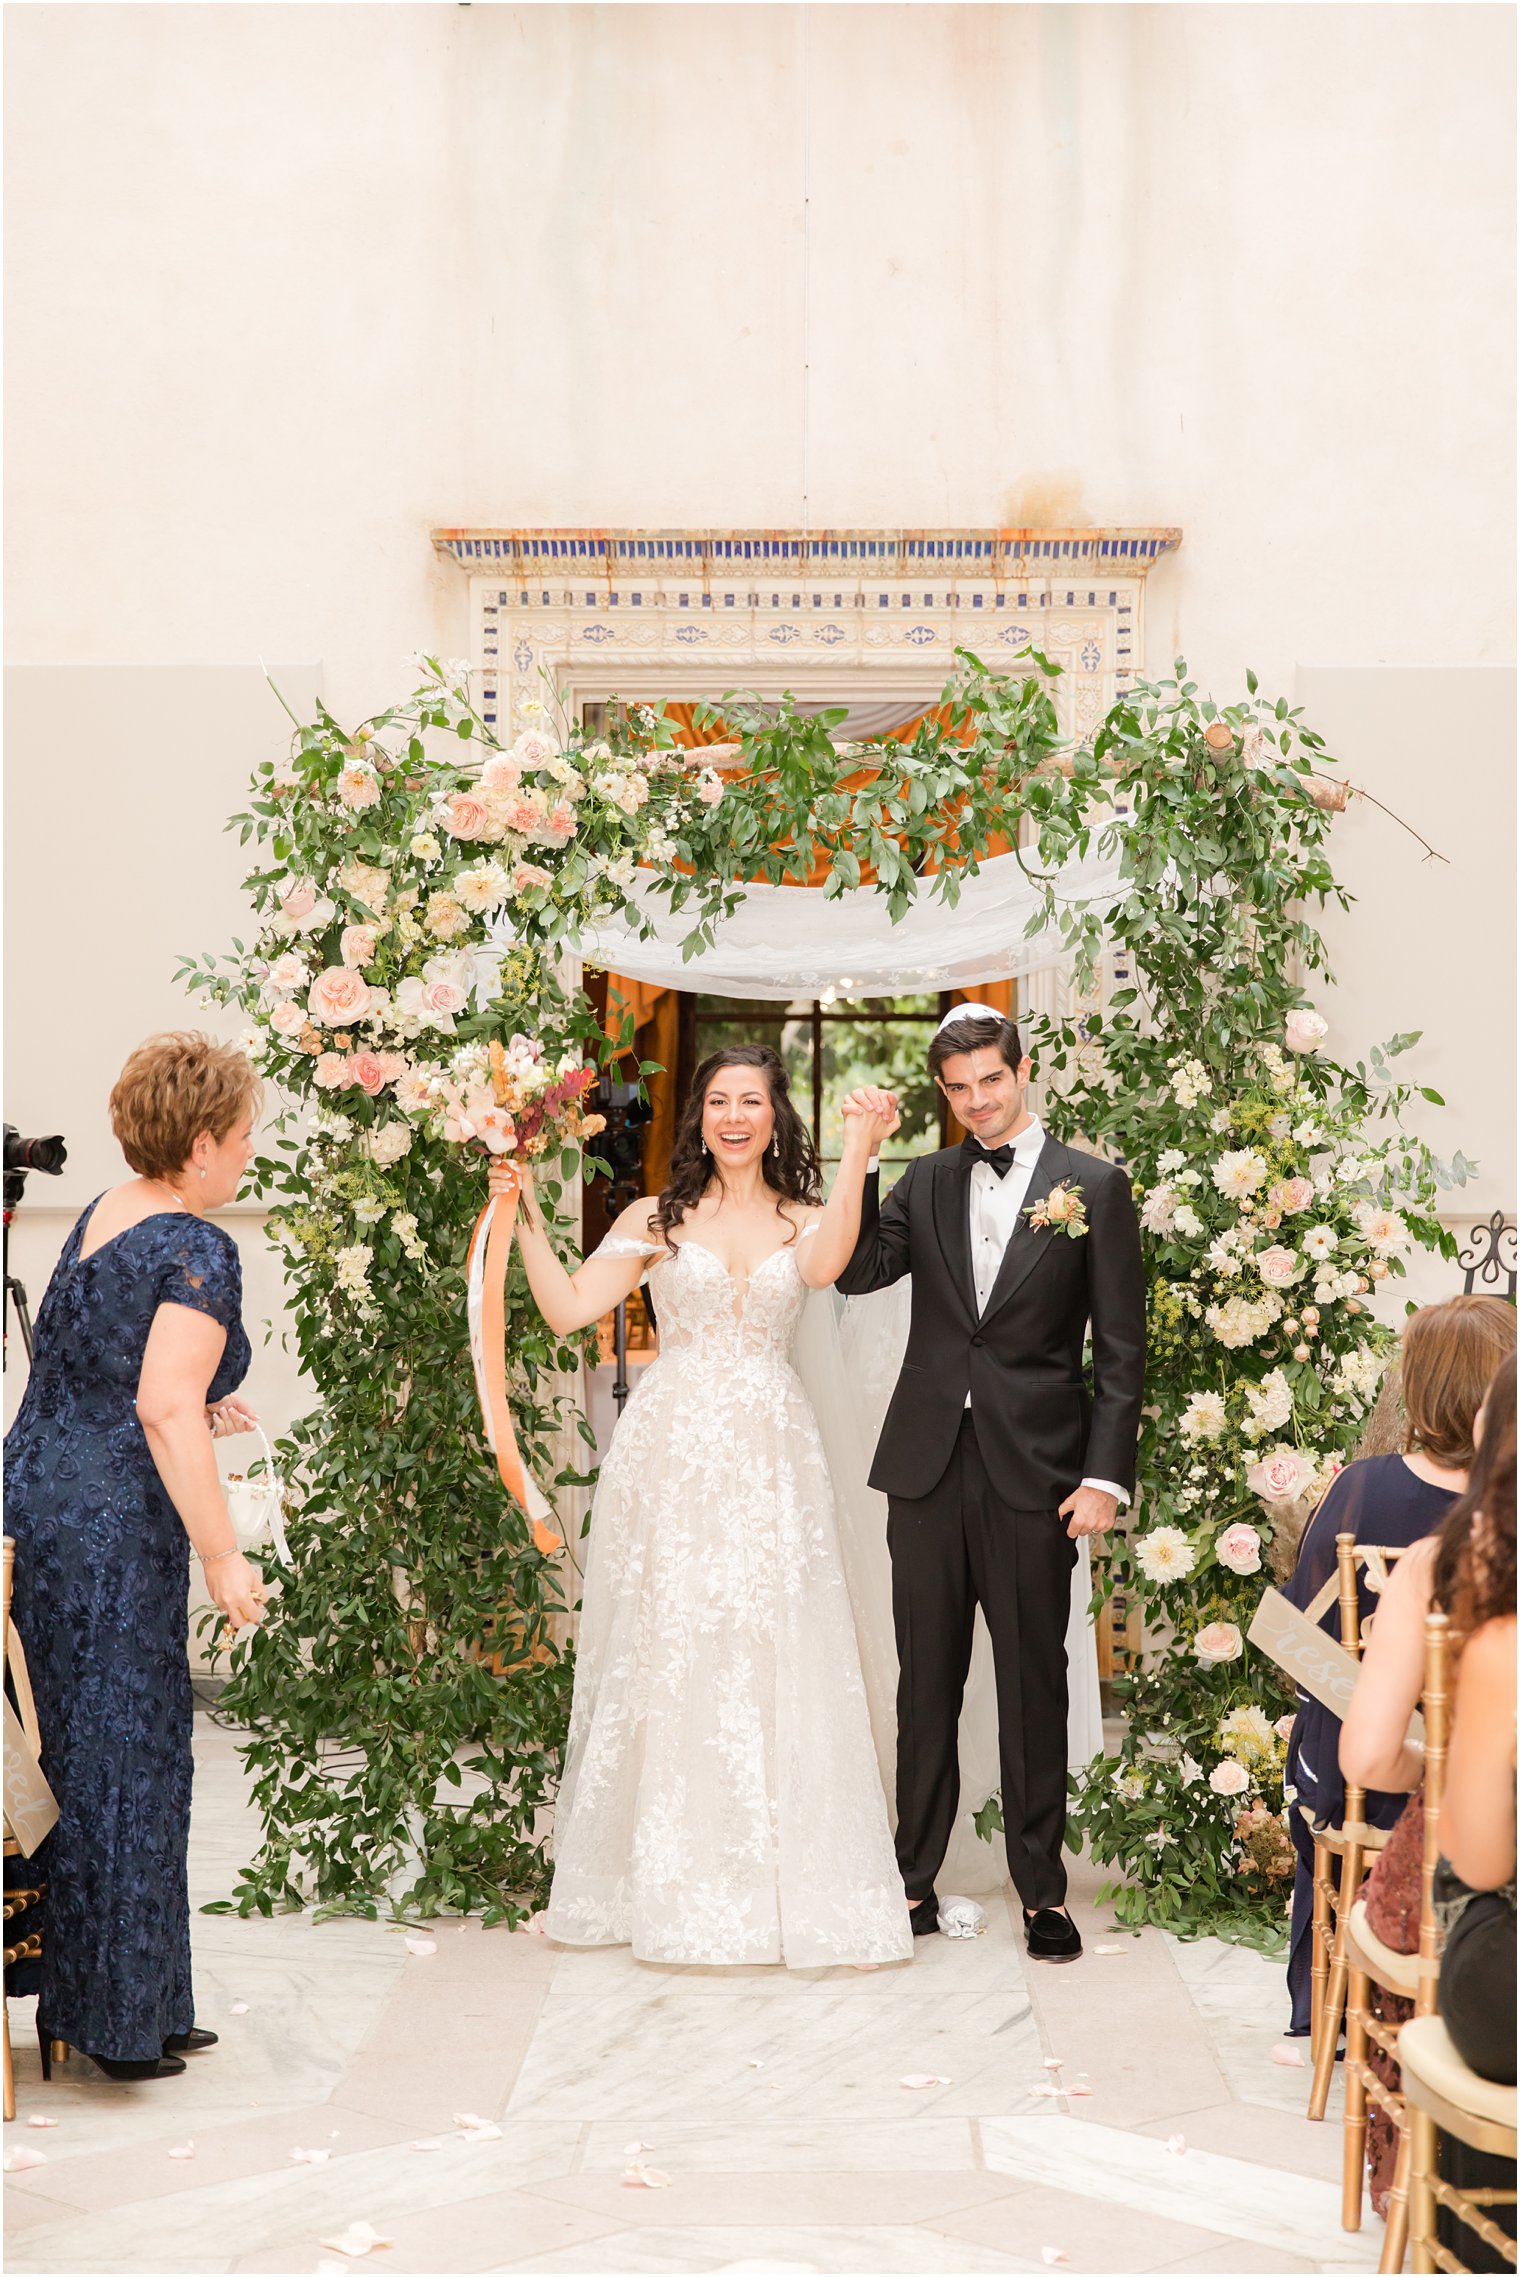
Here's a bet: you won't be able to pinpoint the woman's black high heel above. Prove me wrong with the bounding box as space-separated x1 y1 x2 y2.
37 2020 185 2081
164 2027 217 2054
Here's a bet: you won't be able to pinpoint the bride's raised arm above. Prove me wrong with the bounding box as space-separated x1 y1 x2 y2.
795 1088 901 1290
489 1162 662 1335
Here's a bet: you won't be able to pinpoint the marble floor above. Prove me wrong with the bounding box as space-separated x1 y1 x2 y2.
4 1716 1377 2277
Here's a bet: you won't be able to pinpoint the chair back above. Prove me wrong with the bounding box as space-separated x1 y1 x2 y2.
1334 1533 1411 1844
1333 1531 1410 1660
1415 1608 1452 2018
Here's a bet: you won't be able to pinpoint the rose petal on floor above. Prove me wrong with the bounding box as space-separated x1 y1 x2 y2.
1166 2134 1187 2156
1042 2057 1063 2069
167 2143 196 2159
451 2112 488 2130
291 2147 331 2165
229 2001 250 2016
403 1935 437 1958
458 2123 502 2143
1041 2250 1070 2266
1067 2083 1094 2097
899 2073 951 2089
318 2221 392 2257
5 2146 48 2170
1094 1945 1123 1955
623 2140 654 2156
1271 2043 1306 2067
623 2162 672 2189
409 2139 443 2154
26 2116 59 2129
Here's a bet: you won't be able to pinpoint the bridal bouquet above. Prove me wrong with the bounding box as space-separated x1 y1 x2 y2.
428 1036 606 1160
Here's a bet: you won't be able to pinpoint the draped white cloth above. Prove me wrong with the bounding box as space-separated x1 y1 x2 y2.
792 1280 1105 1898
564 843 1126 1001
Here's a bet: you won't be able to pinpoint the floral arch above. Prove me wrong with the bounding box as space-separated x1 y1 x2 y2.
184 642 1462 1945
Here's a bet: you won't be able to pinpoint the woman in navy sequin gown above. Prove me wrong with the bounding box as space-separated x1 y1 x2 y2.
5 1035 266 2080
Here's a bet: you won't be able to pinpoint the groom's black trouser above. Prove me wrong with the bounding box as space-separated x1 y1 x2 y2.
888 1411 1078 1913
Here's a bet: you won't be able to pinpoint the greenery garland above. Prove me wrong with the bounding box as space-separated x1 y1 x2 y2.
1008 666 1469 1948
183 651 1468 1938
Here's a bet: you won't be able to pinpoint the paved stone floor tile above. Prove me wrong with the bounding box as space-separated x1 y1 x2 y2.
2 1716 1381 2277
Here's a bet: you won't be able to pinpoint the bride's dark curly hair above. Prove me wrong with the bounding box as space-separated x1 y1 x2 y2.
653 1045 822 1245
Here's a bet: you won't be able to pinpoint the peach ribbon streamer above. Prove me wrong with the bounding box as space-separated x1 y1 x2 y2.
466 1169 560 1556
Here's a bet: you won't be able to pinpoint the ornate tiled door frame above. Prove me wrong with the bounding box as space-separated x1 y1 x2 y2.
431 526 1182 744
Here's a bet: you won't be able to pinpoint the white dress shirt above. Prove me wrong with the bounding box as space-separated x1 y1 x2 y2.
964 1121 1128 1507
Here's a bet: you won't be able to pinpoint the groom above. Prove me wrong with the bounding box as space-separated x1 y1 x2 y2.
837 1004 1145 1961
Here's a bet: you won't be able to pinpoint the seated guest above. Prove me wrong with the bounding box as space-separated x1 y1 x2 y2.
1341 1359 1515 1797
4 1034 266 2081
1433 1409 1516 2088
1343 1360 1515 2220
1282 1296 1517 2037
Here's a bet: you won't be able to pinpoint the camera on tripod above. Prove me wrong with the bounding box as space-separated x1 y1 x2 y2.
586 1078 652 1215
4 1123 68 1366
5 1127 67 1196
585 1077 655 1409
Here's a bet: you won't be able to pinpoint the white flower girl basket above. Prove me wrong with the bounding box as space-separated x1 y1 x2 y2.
222 1422 293 1567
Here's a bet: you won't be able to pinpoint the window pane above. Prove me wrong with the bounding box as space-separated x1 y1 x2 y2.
695 991 945 1191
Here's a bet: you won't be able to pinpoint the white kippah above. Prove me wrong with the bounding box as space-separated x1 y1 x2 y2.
934 1000 1009 1036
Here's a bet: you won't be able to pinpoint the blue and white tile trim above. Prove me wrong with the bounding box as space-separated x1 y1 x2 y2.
432 525 1182 744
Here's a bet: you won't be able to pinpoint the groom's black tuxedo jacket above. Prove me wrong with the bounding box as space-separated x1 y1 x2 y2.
835 1132 1146 1507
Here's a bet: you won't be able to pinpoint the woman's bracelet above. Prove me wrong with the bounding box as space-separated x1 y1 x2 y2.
200 1546 241 1566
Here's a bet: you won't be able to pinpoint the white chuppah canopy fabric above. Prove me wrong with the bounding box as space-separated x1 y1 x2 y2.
565 841 1126 1001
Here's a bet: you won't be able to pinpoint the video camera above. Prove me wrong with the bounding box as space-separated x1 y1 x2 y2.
4 1125 67 1365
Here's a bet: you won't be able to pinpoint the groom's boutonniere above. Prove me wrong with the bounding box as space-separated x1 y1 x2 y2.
1025 1180 1088 1239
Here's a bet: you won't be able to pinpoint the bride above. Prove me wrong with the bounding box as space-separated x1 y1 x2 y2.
497 1043 915 1969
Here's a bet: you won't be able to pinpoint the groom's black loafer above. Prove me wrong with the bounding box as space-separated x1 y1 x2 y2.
1023 1907 1083 1962
909 1894 941 1937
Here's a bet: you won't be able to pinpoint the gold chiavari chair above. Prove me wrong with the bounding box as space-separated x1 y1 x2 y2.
1400 1610 1516 2275
1308 1533 1409 2103
1339 1589 1446 2269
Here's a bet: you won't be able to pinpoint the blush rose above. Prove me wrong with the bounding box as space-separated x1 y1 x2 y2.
308 967 372 1027
1192 1620 1245 1667
1215 1523 1264 1576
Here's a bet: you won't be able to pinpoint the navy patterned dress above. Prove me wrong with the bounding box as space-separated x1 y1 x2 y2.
4 1203 249 2061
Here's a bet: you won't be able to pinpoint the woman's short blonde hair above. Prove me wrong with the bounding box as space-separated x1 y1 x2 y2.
109 1032 260 1183
1400 1294 1518 1470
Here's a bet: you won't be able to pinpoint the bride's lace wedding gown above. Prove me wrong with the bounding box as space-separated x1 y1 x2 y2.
543 1225 914 1968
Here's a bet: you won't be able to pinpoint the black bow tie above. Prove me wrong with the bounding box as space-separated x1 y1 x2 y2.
965 1136 1020 1179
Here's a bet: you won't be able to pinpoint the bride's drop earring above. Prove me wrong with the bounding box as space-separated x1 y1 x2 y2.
769 1134 779 1157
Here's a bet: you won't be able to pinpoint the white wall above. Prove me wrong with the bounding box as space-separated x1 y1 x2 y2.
3 666 318 1437
6 4 1512 723
5 3 1513 1406
1302 663 1516 1310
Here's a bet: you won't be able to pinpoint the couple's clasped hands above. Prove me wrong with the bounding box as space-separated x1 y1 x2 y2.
840 1087 901 1153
